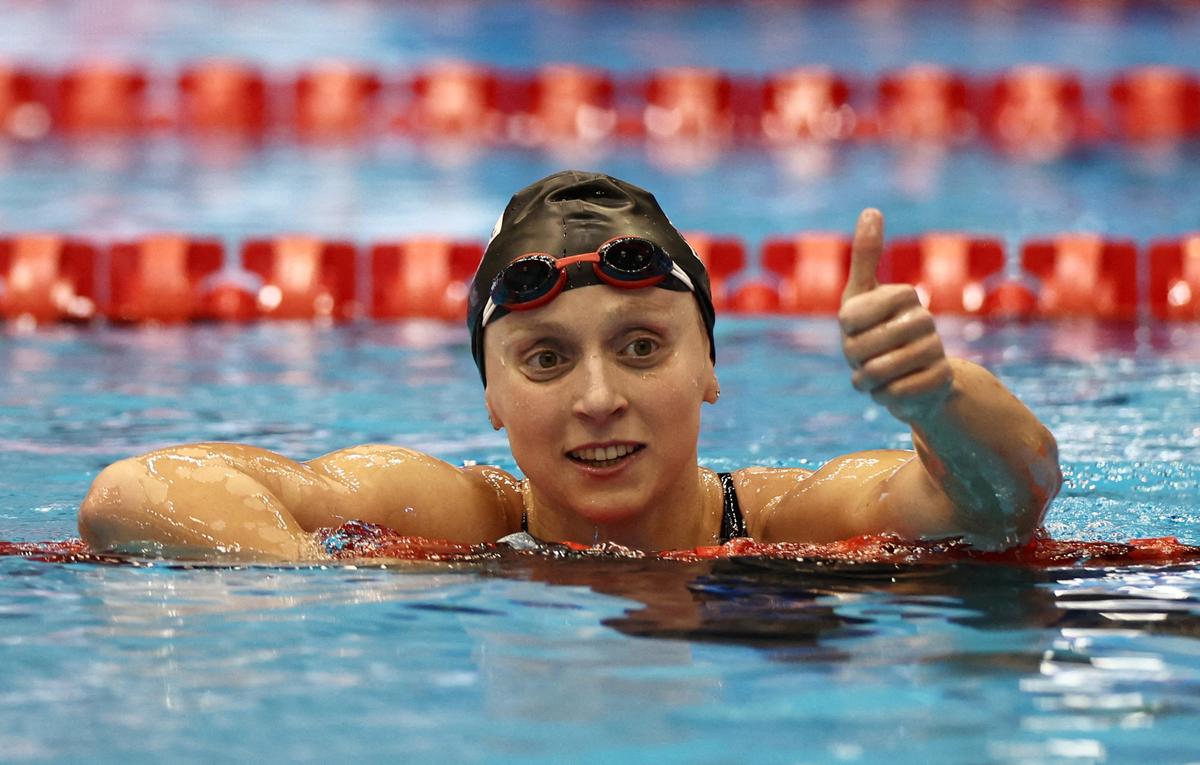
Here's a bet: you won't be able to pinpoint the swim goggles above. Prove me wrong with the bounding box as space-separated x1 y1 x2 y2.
480 235 696 327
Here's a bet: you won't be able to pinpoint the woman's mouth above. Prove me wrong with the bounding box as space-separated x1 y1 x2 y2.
566 443 645 469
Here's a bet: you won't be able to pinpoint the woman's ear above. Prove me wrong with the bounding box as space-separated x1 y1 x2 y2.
484 388 504 430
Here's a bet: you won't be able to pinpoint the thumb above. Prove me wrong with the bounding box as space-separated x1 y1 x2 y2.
842 208 884 302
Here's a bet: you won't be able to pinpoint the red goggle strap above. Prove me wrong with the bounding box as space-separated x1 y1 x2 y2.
486 240 681 323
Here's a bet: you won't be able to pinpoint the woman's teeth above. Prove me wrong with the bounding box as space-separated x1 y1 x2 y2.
569 444 639 464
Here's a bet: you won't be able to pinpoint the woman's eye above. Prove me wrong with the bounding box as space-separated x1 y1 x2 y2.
625 338 658 357
531 350 561 369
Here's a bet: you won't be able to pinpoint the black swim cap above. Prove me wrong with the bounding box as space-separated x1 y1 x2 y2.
467 170 716 384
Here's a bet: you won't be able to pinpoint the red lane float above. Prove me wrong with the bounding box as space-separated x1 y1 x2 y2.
7 62 1200 150
107 236 223 323
0 539 125 564
874 64 973 144
1148 234 1200 320
319 522 1200 567
370 238 481 320
6 528 1200 566
1110 66 1200 144
56 63 148 133
642 67 738 142
885 234 1005 314
241 237 358 320
513 64 617 146
762 67 854 143
200 276 259 322
728 282 781 314
294 63 383 140
683 234 745 311
404 62 504 140
0 65 50 140
1021 235 1138 319
179 61 268 136
760 233 852 314
980 66 1088 160
980 279 1040 320
11 231 1200 323
0 235 96 322
663 533 1200 566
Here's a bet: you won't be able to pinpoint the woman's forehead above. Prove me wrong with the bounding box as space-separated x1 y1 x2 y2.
489 286 697 341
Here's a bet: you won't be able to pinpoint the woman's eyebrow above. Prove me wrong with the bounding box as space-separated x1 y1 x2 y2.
610 306 675 330
506 319 573 339
504 300 677 341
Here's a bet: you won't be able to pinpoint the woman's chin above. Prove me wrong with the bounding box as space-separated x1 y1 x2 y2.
565 496 649 529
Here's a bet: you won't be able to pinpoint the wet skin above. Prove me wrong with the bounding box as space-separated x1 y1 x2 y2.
77 210 1062 560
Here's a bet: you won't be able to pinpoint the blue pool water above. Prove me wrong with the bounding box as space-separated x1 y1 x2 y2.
3 1 1200 763
2 320 1199 764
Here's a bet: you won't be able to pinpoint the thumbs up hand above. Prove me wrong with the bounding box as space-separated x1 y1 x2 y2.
839 209 953 424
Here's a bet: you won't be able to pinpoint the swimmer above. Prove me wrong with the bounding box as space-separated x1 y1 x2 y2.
77 170 1062 560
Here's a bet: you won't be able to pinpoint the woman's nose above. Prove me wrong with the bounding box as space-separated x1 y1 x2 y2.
572 355 629 423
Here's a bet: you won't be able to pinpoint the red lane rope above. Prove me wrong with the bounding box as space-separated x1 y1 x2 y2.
323 521 1200 567
0 539 124 564
2 62 1198 151
3 231 1198 322
4 523 1199 567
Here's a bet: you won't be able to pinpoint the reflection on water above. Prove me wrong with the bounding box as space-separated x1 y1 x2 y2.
3 552 1200 762
502 550 1200 645
506 553 1200 762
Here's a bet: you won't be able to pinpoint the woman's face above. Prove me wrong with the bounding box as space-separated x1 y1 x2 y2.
483 285 718 526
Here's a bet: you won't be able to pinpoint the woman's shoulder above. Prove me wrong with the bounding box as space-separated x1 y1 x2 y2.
727 464 815 492
705 465 814 539
308 446 523 539
724 452 918 543
460 463 525 533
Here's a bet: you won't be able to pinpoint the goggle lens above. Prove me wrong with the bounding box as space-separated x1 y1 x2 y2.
598 238 663 279
499 256 558 302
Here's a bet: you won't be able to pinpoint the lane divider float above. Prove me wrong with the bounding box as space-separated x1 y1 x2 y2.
2 62 1198 155
2 231 1198 324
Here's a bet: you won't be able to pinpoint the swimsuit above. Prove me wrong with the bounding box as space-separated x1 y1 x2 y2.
717 471 748 542
518 471 748 543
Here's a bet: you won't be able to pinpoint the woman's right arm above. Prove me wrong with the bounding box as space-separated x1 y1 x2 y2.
77 443 521 560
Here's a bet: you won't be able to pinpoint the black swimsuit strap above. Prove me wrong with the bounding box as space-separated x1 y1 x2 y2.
718 471 747 542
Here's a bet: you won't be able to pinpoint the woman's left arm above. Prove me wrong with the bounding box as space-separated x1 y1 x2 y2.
867 355 1062 547
765 210 1061 549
